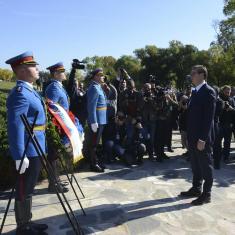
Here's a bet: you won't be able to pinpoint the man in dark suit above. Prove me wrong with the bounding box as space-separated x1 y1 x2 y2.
180 65 216 206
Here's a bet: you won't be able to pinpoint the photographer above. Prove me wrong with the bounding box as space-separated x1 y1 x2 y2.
102 76 118 150
126 117 147 165
215 85 235 164
178 95 189 157
103 112 131 165
102 76 118 122
165 90 179 152
113 67 131 93
119 79 141 143
140 83 157 160
67 59 87 126
154 87 177 162
212 86 224 169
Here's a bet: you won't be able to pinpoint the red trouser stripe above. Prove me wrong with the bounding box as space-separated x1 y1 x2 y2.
92 132 97 146
19 175 25 201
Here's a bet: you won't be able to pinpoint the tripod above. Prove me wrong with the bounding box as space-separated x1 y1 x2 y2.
0 113 84 235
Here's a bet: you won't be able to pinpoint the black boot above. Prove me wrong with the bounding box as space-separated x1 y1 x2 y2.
162 153 170 159
136 155 144 165
15 199 48 235
180 187 201 197
28 198 48 232
90 163 105 172
90 149 105 173
191 193 211 206
155 155 163 162
47 159 69 193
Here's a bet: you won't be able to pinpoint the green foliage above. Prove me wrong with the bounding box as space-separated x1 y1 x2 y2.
0 82 15 190
0 68 14 81
216 0 235 50
84 56 117 79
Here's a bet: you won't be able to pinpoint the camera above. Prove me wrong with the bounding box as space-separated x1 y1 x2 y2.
224 101 230 109
149 75 156 83
120 67 131 80
72 59 85 70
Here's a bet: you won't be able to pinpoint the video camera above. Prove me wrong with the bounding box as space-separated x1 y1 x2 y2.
120 67 131 81
72 59 85 70
149 75 156 84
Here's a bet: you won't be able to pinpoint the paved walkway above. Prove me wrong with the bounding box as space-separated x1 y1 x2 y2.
1 132 235 235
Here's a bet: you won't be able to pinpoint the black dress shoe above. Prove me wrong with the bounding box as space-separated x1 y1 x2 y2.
162 153 170 159
191 194 211 206
180 188 201 197
99 163 106 169
136 158 144 165
16 224 48 235
155 157 163 162
90 164 105 172
30 222 48 231
214 163 221 170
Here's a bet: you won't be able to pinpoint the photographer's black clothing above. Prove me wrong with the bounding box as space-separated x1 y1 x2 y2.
219 95 235 125
103 121 128 162
119 89 141 118
155 119 167 160
140 92 157 157
166 102 178 150
127 125 147 164
67 68 87 126
103 83 118 121
213 95 235 163
212 97 224 168
179 108 187 132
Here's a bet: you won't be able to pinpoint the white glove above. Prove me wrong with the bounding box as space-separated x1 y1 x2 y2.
15 157 29 174
91 123 98 133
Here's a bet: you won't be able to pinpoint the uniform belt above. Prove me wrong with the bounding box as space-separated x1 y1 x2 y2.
33 125 46 131
96 107 107 111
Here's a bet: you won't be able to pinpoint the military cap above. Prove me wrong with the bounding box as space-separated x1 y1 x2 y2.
5 51 38 69
46 62 65 73
91 68 104 78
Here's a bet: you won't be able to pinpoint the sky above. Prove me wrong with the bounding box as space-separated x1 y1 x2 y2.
0 0 225 70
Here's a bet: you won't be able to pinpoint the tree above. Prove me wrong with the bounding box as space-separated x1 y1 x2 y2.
114 55 141 81
0 69 14 81
215 0 235 50
84 56 117 79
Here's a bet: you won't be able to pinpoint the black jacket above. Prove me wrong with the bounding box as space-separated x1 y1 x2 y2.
187 84 216 146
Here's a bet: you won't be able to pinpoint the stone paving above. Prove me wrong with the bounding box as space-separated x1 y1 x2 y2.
1 132 235 235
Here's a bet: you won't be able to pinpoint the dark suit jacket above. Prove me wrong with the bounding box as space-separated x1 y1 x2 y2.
187 83 216 147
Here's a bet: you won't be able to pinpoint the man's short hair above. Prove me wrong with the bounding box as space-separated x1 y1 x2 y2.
222 85 231 91
192 65 208 80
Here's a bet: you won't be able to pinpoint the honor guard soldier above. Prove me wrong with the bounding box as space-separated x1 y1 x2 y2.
45 62 69 193
87 68 107 172
45 62 69 111
6 51 48 235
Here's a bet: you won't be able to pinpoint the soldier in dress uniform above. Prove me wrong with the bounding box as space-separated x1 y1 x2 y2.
45 62 69 193
6 51 48 235
45 62 69 111
87 68 107 172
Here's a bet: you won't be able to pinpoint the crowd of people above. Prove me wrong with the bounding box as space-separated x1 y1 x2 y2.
4 51 235 234
61 66 235 173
